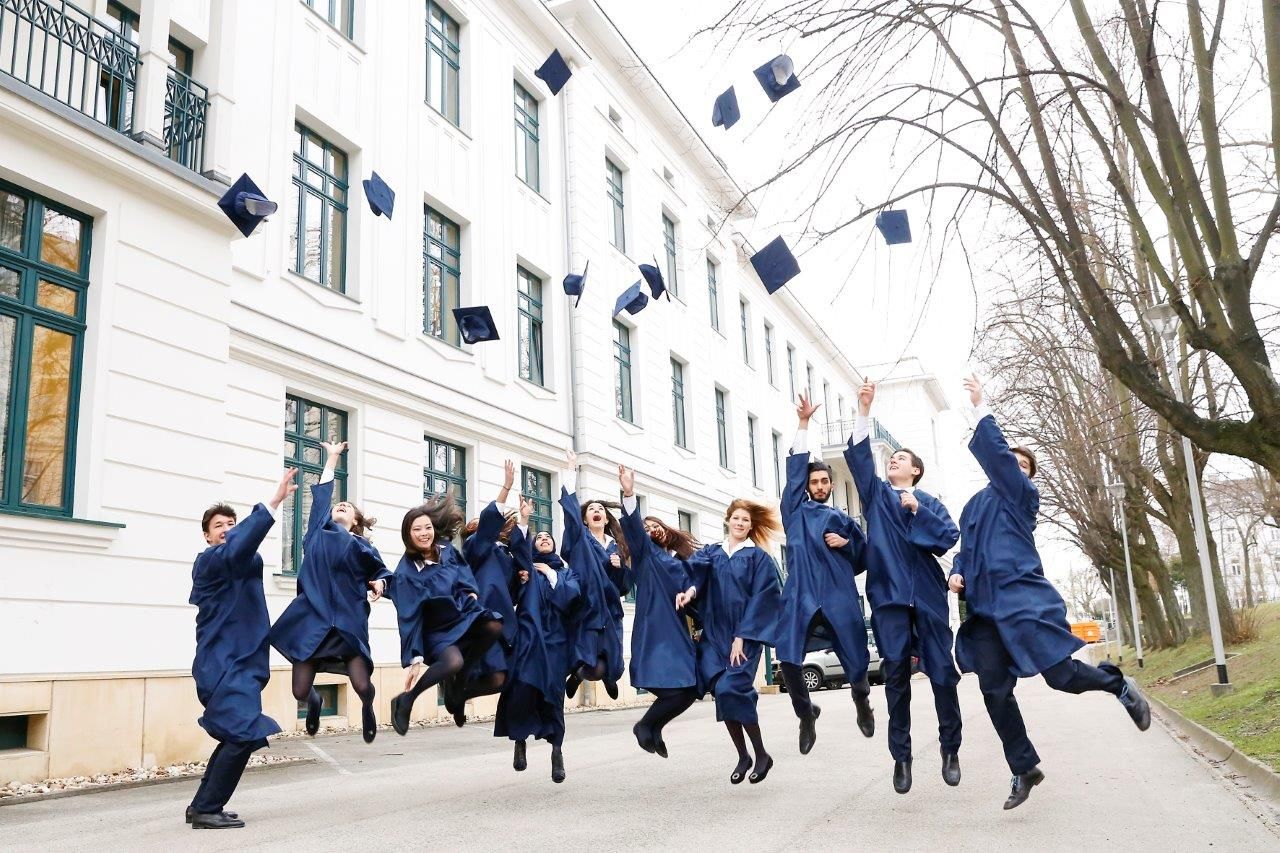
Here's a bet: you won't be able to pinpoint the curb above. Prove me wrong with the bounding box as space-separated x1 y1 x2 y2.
1150 694 1280 807
0 757 317 808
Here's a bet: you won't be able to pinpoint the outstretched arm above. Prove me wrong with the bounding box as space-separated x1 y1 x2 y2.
307 441 346 539
557 450 584 558
617 465 650 582
844 382 881 503
964 376 1036 510
224 468 297 566
496 459 515 506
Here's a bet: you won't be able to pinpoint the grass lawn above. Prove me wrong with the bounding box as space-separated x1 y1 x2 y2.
1119 601 1280 774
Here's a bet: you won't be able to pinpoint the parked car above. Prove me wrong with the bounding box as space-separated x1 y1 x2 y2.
773 630 886 691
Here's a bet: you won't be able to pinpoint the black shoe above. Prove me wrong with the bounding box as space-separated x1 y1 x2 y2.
443 675 465 717
853 692 875 738
513 740 527 772
941 751 961 787
893 759 913 794
633 722 657 754
730 755 752 785
1003 767 1045 810
551 746 566 783
748 755 774 784
603 677 620 700
1118 676 1151 731
565 671 581 699
304 689 321 736
391 693 411 736
452 702 466 728
361 703 377 743
653 734 669 759
186 807 237 824
191 811 244 829
798 704 821 755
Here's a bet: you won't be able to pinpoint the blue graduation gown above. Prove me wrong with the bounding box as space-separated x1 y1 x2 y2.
687 543 782 723
384 542 497 666
559 488 629 681
495 531 582 743
953 415 1083 678
190 504 282 745
619 504 696 690
775 451 870 679
462 501 519 677
269 480 391 670
845 436 961 686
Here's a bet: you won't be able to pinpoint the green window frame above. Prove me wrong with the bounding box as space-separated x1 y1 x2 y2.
424 206 461 345
282 396 348 575
516 266 544 386
662 214 679 298
289 124 348 292
606 158 625 252
0 714 30 750
786 344 796 402
739 299 750 364
715 388 729 469
424 435 466 518
771 430 782 496
763 322 774 383
426 1 461 126
677 510 693 534
671 357 687 449
747 415 759 488
0 181 90 518
614 321 634 423
514 82 540 191
302 0 355 39
521 465 552 533
296 683 339 719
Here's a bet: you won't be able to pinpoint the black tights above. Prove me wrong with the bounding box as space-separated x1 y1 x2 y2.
291 656 376 708
576 657 608 682
406 618 504 704
637 687 696 734
725 720 769 767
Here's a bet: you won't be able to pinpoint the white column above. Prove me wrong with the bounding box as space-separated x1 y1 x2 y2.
130 0 174 150
199 0 238 181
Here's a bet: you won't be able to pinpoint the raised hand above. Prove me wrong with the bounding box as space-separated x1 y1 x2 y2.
796 392 820 425
857 382 875 416
503 459 516 490
618 464 636 497
964 374 984 408
321 440 348 458
270 468 300 509
518 496 533 524
564 449 578 471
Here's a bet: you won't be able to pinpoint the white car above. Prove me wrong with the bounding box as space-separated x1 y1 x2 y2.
773 630 888 691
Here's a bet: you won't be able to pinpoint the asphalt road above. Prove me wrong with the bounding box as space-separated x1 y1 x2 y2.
2 678 1277 852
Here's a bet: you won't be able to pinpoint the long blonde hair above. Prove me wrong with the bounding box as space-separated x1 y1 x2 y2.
724 499 781 550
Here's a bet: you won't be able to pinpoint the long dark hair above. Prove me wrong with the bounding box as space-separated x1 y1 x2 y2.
401 493 464 563
462 510 517 544
643 515 700 560
580 498 630 565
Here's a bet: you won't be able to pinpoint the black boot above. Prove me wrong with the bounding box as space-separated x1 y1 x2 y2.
1117 675 1151 731
565 670 582 699
893 759 912 794
186 807 237 824
1003 767 1045 810
941 751 961 786
551 746 566 783
633 722 657 754
653 732 669 759
304 689 321 736
798 704 821 755
191 811 245 829
853 692 875 738
603 677 620 700
391 692 411 736
361 702 377 744
513 740 527 772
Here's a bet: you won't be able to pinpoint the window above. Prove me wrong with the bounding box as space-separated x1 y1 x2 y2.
671 357 687 449
303 0 354 38
521 466 552 533
763 322 775 382
772 430 782 495
283 396 348 575
747 415 759 487
677 510 693 533
514 82 540 191
706 258 720 331
106 1 139 42
662 214 679 298
426 1 461 125
166 37 194 75
289 124 348 292
297 684 339 719
786 344 797 402
424 206 461 344
606 158 626 252
614 321 634 422
806 363 814 398
0 184 89 517
838 394 846 422
424 435 467 518
516 266 544 385
715 388 729 469
739 299 751 364
823 381 831 423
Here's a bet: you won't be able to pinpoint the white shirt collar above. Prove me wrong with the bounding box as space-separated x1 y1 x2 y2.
721 538 755 556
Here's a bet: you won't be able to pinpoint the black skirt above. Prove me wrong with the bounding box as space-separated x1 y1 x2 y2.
310 628 360 675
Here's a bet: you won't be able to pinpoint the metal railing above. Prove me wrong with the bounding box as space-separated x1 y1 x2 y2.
820 417 902 451
0 0 138 132
163 65 207 171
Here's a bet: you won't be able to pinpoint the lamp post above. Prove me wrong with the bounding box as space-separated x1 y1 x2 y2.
1141 303 1231 692
1105 563 1122 663
1106 481 1144 668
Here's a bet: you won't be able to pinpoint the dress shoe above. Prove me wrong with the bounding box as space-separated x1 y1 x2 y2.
748 754 774 784
391 693 411 736
1003 766 1045 810
941 751 961 786
893 759 912 794
853 693 875 738
603 677 620 700
304 689 321 736
653 735 669 759
513 740 527 772
1118 676 1151 731
191 811 245 829
798 704 821 755
361 703 377 743
186 807 237 824
633 722 657 754
551 746 566 783
730 755 752 785
565 671 581 699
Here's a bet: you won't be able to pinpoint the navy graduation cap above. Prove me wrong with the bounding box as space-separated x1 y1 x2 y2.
362 171 395 219
217 173 278 238
535 48 572 96
749 236 801 294
711 86 740 130
452 306 500 344
613 281 649 317
562 260 589 307
638 260 668 301
875 209 912 244
754 54 801 103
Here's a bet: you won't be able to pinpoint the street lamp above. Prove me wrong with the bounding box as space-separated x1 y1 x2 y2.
1107 481 1144 668
1142 303 1231 692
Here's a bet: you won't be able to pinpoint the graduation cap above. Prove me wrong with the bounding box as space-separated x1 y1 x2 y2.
754 54 801 103
638 260 668 301
613 281 649 317
535 49 572 96
562 261 589 307
452 306 500 344
875 209 912 245
711 86 740 130
749 236 801 294
217 173 278 238
362 171 395 219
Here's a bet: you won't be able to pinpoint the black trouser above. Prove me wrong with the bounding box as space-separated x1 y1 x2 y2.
967 617 1123 774
883 657 962 762
190 740 257 814
636 686 697 734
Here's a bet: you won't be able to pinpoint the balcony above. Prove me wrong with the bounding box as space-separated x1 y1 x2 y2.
163 65 207 171
820 417 902 451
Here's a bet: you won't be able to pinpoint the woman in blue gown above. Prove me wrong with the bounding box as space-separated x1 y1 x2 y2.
384 493 505 734
270 441 390 744
495 499 582 783
679 499 784 785
616 464 700 757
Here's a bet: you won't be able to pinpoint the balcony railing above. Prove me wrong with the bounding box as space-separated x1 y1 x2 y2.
0 0 138 132
820 417 902 452
164 65 207 171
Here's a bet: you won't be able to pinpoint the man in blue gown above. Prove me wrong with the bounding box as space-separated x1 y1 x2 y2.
777 393 875 756
951 376 1151 810
187 469 297 829
846 381 962 794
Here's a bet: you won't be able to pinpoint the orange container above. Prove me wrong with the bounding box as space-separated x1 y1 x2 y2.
1070 621 1102 643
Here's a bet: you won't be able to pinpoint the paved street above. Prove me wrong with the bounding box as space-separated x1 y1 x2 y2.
2 678 1276 852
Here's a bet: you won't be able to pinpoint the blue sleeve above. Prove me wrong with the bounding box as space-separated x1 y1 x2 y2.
558 488 583 559
463 501 504 568
969 415 1037 512
442 544 480 596
686 545 713 595
737 550 782 644
354 536 390 581
844 436 880 507
908 494 960 556
307 480 335 540
783 452 811 523
835 513 867 576
619 503 651 583
222 503 276 568
550 568 582 614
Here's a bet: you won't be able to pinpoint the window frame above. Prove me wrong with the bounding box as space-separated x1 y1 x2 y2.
677 510 693 534
747 414 759 488
516 265 545 386
739 299 751 364
289 123 349 292
670 356 687 449
771 430 783 496
520 465 553 533
662 214 679 298
282 395 349 576
302 0 355 39
425 0 462 126
706 257 720 332
715 387 729 470
514 81 540 192
606 158 626 253
613 320 635 423
763 321 775 383
423 205 462 345
786 344 797 402
424 434 467 518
